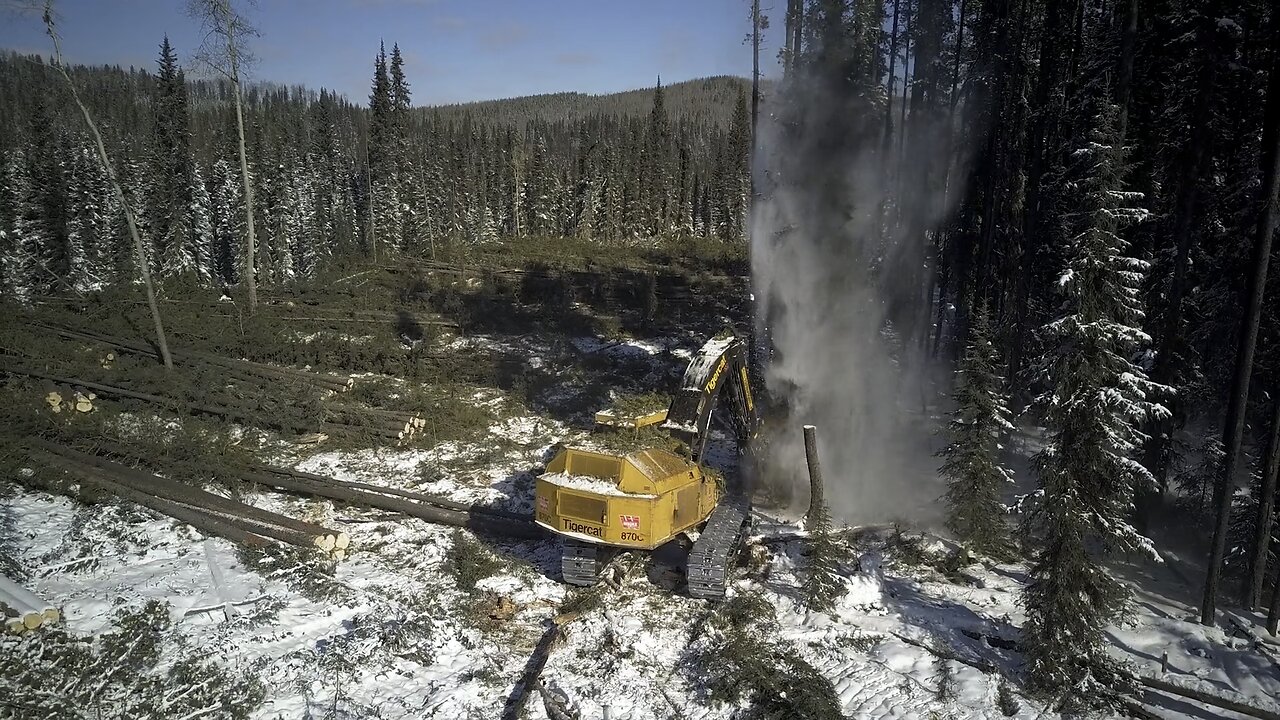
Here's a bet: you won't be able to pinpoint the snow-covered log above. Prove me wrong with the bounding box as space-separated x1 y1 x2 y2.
1137 673 1280 720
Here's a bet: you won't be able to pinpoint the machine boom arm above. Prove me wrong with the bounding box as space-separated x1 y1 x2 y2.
662 335 758 461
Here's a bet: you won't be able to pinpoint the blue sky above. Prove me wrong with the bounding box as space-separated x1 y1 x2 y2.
1 0 785 105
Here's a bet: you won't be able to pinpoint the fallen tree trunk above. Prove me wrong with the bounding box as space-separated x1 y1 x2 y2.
1136 673 1280 720
319 421 405 442
28 439 346 551
239 469 542 539
252 464 527 521
321 412 413 434
40 323 354 391
40 454 272 549
0 364 315 433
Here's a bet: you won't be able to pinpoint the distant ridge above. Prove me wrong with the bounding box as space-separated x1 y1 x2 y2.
419 75 753 128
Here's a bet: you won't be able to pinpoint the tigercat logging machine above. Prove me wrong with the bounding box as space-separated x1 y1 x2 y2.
534 335 759 600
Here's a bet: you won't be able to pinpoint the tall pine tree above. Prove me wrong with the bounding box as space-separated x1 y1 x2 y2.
1022 101 1167 700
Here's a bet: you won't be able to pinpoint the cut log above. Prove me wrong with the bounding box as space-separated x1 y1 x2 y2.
252 464 527 521
29 439 344 551
37 455 273 549
1 365 316 434
0 576 58 632
320 421 405 441
1136 673 1280 720
322 412 413 434
239 469 542 539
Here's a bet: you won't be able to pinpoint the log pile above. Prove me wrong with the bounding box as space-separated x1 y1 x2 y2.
3 328 428 445
25 439 349 559
0 575 59 633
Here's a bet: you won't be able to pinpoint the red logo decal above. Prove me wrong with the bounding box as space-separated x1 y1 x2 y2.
620 514 640 529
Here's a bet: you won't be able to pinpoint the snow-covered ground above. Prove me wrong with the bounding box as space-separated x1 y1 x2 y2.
3 329 1278 719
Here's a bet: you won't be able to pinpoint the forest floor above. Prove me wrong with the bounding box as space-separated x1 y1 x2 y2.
1 264 1278 719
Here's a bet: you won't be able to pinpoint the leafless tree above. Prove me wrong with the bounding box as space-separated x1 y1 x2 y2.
188 0 259 313
41 1 174 370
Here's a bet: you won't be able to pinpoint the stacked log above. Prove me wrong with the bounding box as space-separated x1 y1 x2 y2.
0 575 59 633
323 405 427 442
25 439 348 559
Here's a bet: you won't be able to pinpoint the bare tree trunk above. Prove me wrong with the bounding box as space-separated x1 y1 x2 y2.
752 0 760 146
1270 581 1280 635
783 0 796 77
792 0 803 73
804 425 825 526
884 0 902 149
41 4 173 371
231 75 257 312
1115 0 1139 140
897 0 914 167
1139 33 1216 526
1202 16 1280 625
192 0 259 312
1247 394 1280 609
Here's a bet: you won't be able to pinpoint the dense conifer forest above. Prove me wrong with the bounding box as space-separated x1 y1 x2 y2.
0 48 752 294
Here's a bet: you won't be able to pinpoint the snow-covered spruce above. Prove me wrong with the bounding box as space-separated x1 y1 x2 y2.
1021 100 1170 703
939 305 1015 559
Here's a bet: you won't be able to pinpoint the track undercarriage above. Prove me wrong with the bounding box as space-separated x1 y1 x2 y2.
558 495 751 600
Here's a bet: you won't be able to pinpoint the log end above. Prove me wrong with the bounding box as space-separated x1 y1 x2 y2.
314 535 337 552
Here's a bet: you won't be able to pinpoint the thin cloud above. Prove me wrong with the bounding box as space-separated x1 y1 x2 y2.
554 52 598 67
347 0 439 6
432 15 466 31
478 22 528 50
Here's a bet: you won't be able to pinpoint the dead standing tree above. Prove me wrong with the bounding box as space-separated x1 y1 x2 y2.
189 0 259 314
40 2 174 370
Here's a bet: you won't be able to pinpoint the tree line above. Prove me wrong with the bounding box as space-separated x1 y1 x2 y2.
761 0 1280 708
0 43 751 299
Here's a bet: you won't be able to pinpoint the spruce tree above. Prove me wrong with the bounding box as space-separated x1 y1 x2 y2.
726 87 751 241
150 36 194 279
0 150 38 300
1022 101 1167 701
801 498 846 612
209 158 242 287
643 78 671 235
186 166 214 284
939 305 1015 558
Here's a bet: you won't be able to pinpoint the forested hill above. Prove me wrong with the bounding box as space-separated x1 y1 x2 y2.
424 76 751 128
0 47 750 297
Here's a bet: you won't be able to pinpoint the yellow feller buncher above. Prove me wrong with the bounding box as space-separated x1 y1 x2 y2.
534 334 759 599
